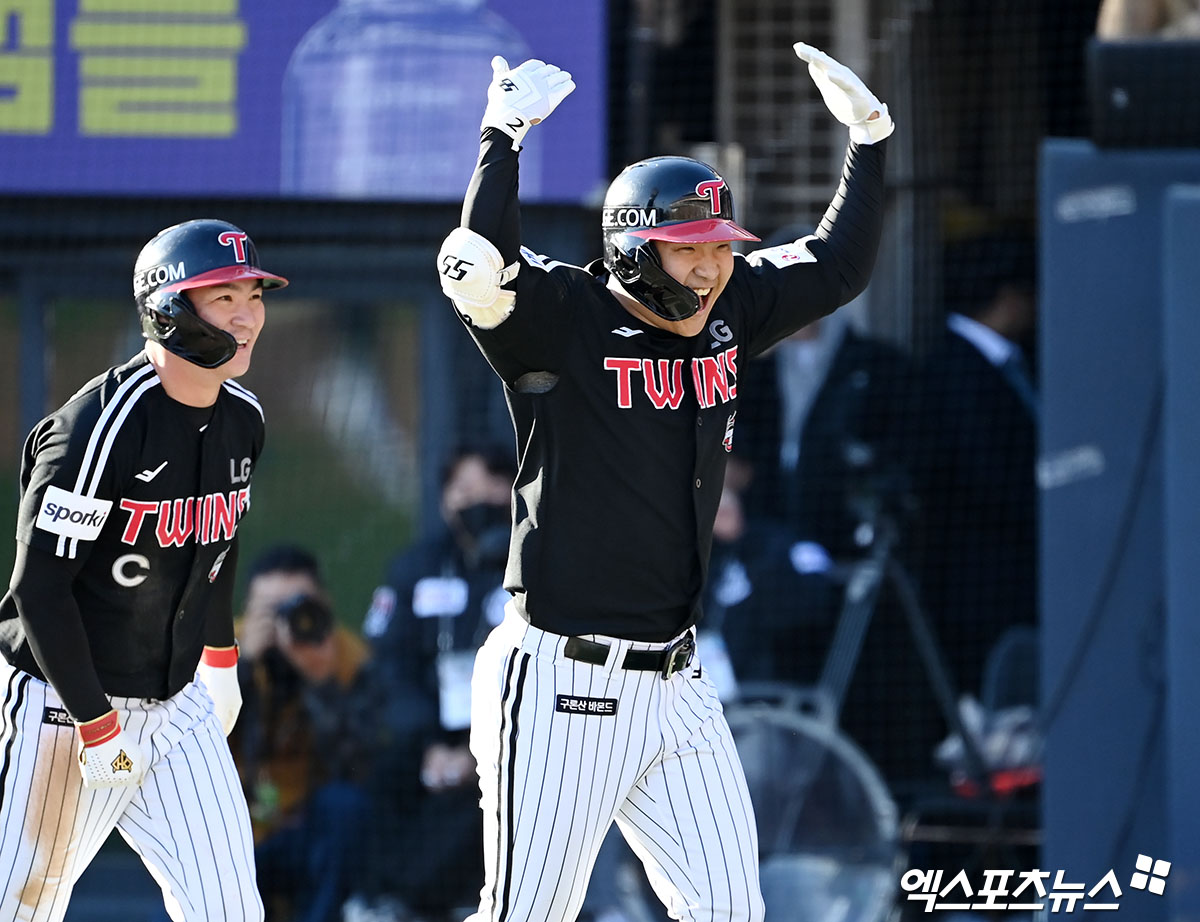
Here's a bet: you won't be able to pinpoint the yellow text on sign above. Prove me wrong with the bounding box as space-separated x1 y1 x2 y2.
70 2 246 138
0 1 54 134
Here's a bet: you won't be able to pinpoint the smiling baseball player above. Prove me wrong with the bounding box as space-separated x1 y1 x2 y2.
0 219 286 922
437 44 894 922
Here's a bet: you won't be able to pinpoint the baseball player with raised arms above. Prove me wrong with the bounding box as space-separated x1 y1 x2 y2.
436 43 893 922
0 219 286 921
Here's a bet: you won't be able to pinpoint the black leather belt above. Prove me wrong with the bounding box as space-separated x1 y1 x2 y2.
563 633 696 679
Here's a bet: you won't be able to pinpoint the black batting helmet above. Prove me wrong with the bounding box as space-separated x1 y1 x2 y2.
133 219 288 368
602 156 759 321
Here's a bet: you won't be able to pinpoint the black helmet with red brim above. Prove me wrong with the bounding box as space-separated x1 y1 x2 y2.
602 156 759 321
133 219 287 368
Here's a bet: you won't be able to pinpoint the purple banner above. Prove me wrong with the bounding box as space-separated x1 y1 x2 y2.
0 1 606 202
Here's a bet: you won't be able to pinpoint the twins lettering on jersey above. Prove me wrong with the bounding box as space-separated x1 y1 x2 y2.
604 345 739 411
118 488 251 547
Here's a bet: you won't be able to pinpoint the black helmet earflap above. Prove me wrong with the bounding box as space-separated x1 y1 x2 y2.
140 291 239 369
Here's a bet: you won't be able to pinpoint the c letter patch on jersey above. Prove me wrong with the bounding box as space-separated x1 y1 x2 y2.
36 486 112 541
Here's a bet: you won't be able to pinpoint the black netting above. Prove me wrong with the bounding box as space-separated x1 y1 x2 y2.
5 1 1179 919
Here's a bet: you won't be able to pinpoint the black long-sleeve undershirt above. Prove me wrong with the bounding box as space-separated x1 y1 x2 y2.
811 137 888 305
461 128 524 267
9 542 111 721
460 126 888 307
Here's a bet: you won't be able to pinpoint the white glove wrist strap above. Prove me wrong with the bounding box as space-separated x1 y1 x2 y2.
848 103 895 145
481 112 530 150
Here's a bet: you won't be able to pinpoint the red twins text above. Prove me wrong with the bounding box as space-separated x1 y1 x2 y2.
604 346 738 410
118 488 251 547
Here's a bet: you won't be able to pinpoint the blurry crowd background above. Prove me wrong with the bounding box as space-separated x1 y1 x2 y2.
3 0 1197 920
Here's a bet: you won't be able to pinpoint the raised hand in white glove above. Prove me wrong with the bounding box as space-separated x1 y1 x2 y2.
197 644 242 736
480 56 576 150
77 709 146 790
793 42 894 145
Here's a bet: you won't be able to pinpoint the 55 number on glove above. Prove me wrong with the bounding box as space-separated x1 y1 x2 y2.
77 710 146 790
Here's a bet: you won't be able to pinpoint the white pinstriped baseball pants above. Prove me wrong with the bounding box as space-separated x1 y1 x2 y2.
466 605 765 922
0 661 262 922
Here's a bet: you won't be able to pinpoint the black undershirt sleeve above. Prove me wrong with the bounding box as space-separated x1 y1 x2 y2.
204 538 238 650
811 139 888 305
9 541 112 722
461 128 523 265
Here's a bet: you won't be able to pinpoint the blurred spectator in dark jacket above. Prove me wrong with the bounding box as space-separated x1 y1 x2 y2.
230 547 378 922
353 445 515 921
908 230 1039 702
702 453 841 697
738 304 915 564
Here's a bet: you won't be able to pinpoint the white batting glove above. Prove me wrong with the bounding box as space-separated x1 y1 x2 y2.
77 710 146 790
197 644 242 736
793 42 894 145
480 56 576 150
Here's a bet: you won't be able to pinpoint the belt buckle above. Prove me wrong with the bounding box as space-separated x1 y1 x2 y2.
661 634 696 679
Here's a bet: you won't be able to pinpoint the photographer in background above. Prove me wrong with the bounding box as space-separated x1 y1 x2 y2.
231 548 378 922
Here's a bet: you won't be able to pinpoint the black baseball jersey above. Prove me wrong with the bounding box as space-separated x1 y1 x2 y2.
0 352 263 705
457 131 886 642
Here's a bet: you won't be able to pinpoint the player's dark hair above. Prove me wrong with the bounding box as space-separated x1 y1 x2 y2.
245 544 322 585
439 443 517 491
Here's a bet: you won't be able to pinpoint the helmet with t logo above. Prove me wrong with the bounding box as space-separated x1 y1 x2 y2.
133 219 288 368
602 157 759 321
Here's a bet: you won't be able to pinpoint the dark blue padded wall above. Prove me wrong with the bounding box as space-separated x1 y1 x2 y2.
1163 187 1200 920
1040 139 1200 921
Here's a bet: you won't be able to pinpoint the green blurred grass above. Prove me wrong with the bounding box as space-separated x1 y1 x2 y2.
239 428 414 627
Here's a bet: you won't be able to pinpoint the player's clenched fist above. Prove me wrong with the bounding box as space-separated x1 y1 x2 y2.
480 56 576 150
76 710 146 790
794 42 894 144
